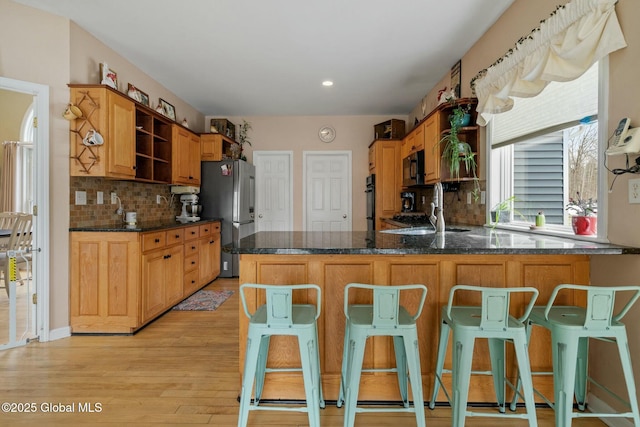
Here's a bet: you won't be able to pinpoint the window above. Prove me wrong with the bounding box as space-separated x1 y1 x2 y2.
17 102 34 213
488 63 601 235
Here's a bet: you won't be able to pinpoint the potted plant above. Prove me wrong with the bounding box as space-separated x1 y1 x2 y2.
237 119 253 161
439 103 479 198
490 196 527 226
566 192 597 235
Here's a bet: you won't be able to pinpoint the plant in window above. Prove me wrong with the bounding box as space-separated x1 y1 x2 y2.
490 196 527 225
439 103 479 198
565 192 597 216
566 192 597 236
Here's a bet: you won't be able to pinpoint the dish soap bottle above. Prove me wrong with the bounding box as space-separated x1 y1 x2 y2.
535 211 545 227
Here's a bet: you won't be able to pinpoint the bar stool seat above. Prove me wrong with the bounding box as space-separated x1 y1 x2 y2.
337 283 428 427
429 285 539 427
511 284 640 427
238 283 325 427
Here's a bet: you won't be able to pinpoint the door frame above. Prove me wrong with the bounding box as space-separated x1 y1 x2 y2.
0 76 50 344
253 150 294 232
302 150 352 231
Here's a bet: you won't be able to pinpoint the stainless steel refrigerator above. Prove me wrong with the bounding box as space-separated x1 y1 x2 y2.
200 160 255 277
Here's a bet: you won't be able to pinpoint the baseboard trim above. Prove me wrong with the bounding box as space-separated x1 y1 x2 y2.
46 326 71 342
587 393 634 427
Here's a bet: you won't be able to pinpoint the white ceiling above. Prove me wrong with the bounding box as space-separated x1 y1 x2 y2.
15 0 514 116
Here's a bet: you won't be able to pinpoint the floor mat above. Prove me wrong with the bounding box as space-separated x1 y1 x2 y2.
172 289 234 311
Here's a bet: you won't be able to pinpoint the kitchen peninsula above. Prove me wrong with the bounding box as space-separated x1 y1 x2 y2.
232 228 638 403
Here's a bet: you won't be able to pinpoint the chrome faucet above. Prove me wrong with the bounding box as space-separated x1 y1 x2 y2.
429 182 445 233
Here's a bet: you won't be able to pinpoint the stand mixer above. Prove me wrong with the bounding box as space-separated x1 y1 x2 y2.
176 194 201 222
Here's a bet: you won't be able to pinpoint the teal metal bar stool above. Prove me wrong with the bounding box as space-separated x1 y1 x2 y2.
238 283 325 427
511 284 640 427
336 283 428 427
429 285 539 427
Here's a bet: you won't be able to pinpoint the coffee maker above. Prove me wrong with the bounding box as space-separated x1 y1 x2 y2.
401 191 416 212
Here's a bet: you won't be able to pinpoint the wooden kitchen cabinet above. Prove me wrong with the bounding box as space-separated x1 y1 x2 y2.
70 232 140 333
134 106 173 183
198 222 221 286
183 225 201 297
172 125 201 186
200 133 236 161
70 220 220 334
141 241 184 323
401 121 425 160
368 140 401 229
423 114 440 183
69 85 136 179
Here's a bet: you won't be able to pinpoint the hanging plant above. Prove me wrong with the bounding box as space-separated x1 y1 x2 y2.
438 103 480 198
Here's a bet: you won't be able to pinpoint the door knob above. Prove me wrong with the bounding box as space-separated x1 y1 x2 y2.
343 214 347 219
258 214 263 218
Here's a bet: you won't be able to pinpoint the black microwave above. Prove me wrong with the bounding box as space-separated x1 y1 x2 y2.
402 150 425 186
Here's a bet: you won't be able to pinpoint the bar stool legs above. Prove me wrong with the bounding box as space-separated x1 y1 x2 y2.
337 283 428 427
238 284 324 427
511 284 640 427
429 285 539 427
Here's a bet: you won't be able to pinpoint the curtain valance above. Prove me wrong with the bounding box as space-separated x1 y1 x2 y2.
472 0 626 126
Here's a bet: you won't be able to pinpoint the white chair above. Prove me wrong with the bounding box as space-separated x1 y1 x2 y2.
0 213 33 297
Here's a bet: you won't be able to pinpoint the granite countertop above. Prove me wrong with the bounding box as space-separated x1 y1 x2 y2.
227 226 640 255
69 217 222 233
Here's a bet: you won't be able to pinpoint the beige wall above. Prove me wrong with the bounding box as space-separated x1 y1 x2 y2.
1 0 71 332
209 115 407 231
409 0 640 412
69 23 205 133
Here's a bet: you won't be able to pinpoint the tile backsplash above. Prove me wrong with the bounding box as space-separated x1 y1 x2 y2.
70 177 181 228
410 180 486 226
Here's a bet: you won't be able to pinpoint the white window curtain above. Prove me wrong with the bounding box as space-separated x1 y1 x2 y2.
472 0 626 126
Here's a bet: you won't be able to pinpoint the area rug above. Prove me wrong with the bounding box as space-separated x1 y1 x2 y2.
172 290 234 311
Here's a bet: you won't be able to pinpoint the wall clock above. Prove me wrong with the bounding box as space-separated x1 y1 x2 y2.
318 125 336 143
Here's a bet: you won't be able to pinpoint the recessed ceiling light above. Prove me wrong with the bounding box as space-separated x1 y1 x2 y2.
322 80 334 87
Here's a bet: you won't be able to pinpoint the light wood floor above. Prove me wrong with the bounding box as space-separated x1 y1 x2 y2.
0 278 606 426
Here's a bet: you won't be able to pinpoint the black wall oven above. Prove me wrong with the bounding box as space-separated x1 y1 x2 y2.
366 174 375 231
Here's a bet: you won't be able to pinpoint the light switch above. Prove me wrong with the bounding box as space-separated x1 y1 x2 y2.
75 191 87 205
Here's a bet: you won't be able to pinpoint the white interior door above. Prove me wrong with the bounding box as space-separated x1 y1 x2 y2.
254 151 293 231
0 77 49 350
303 151 352 231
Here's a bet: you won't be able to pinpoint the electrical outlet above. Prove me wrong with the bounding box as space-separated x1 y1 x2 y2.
629 179 640 203
156 195 162 204
466 192 472 204
96 191 104 205
111 192 117 204
75 191 87 205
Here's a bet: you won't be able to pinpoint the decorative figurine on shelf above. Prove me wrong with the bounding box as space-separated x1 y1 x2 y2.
182 118 189 128
155 103 164 114
437 86 456 105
